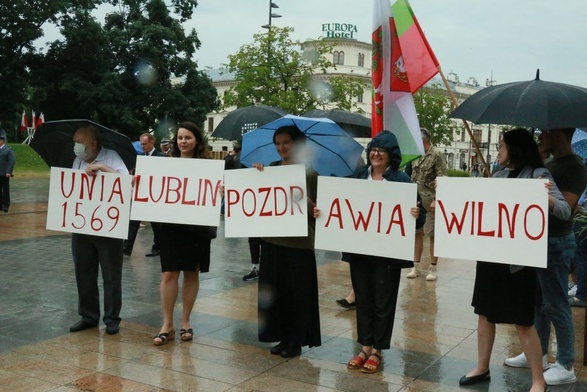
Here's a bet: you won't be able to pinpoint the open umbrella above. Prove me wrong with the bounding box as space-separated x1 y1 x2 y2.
211 105 288 141
30 119 137 171
302 109 371 138
450 70 587 130
572 128 587 160
240 115 364 177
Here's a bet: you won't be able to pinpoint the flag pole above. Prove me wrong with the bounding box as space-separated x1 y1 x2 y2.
437 66 491 176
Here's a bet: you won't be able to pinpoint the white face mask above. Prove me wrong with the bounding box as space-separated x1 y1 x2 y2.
73 142 88 161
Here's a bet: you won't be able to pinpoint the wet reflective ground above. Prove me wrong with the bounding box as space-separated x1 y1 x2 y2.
0 179 585 391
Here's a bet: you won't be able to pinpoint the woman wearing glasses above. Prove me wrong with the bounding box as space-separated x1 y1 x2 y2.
316 130 426 373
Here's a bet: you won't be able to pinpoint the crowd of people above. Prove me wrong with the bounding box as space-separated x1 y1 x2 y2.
62 122 585 389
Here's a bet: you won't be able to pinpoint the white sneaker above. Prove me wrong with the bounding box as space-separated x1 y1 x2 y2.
504 353 549 370
426 265 437 281
568 282 577 297
407 263 420 278
543 362 576 385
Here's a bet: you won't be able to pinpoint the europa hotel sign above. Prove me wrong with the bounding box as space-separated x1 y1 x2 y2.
322 23 358 39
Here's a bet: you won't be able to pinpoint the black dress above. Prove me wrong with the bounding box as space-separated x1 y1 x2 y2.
159 223 211 273
472 262 537 326
471 168 537 326
257 162 321 348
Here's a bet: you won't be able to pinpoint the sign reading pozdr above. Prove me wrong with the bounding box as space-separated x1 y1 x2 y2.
223 165 309 238
434 177 549 268
131 156 224 226
46 167 132 239
315 177 417 260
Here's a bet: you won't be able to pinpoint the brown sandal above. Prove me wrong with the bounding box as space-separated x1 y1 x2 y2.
153 330 175 346
347 350 369 369
361 353 382 373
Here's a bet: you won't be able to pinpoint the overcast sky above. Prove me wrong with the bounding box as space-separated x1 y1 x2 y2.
188 0 587 87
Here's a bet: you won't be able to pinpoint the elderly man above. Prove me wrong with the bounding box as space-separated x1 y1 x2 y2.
124 133 163 256
407 128 447 281
69 125 128 335
160 139 171 156
0 131 15 213
505 128 587 385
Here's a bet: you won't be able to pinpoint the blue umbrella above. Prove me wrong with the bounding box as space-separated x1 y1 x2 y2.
572 128 587 160
240 115 364 177
132 140 143 154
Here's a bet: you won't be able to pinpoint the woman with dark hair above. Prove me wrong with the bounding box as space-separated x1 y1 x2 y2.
253 124 321 358
459 128 570 392
153 121 214 346
315 130 426 373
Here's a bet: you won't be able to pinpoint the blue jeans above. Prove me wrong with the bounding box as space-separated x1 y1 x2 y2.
573 220 586 300
534 233 575 367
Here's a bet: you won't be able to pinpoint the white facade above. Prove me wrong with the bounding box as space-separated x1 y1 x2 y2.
203 38 501 170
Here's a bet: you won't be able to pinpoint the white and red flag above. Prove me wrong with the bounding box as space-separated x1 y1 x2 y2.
36 112 45 128
372 0 440 165
20 110 28 133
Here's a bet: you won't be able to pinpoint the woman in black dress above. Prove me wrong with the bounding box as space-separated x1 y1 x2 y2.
252 125 321 358
153 122 213 346
459 129 570 392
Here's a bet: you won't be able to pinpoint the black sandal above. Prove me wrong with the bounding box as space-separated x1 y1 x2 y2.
180 328 193 342
153 330 175 346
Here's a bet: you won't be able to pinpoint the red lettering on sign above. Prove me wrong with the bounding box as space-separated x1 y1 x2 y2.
385 204 405 235
108 177 124 203
438 199 546 240
165 177 182 204
325 198 343 229
60 171 75 198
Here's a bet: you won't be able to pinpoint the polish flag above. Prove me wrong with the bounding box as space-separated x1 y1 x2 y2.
20 110 28 132
36 112 45 128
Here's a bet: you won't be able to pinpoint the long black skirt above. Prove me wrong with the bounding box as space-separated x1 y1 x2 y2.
258 241 321 348
472 261 537 326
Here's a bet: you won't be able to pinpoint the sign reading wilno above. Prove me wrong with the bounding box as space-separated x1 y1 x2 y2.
322 23 358 39
434 177 549 268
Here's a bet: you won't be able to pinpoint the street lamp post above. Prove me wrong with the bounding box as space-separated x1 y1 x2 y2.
261 1 281 30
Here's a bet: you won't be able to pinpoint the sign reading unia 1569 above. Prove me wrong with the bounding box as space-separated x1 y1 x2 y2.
322 23 358 39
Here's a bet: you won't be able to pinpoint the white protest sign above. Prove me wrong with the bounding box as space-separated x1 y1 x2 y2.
130 155 224 226
315 176 417 260
434 177 549 267
223 164 309 238
46 167 132 239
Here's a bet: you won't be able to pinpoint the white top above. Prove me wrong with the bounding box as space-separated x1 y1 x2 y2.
73 147 128 174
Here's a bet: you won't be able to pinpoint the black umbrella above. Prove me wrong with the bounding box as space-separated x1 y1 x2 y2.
302 109 371 138
211 105 288 141
450 70 587 130
30 119 137 171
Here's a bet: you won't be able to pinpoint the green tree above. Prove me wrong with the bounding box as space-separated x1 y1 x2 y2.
225 27 367 114
413 83 457 146
0 0 103 131
30 0 218 138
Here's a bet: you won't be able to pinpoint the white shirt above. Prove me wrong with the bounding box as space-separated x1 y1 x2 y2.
73 147 129 174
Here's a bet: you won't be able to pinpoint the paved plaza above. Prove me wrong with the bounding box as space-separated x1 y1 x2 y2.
0 178 585 391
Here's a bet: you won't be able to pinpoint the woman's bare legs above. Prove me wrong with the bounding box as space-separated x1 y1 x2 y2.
159 271 180 332
181 270 200 331
516 324 547 392
465 315 495 377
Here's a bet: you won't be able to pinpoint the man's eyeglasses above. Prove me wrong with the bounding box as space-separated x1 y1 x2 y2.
368 148 387 155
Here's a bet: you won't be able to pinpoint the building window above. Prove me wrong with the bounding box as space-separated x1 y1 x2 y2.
357 92 363 103
333 51 345 65
208 117 214 133
358 53 364 67
474 128 482 143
